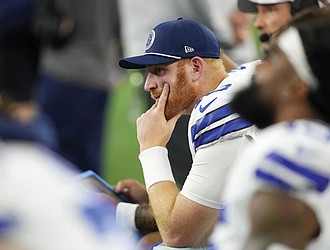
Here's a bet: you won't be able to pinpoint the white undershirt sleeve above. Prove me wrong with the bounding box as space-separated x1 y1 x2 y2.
181 135 254 209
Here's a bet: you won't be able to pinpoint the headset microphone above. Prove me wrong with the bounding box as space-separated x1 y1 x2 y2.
259 32 272 42
257 0 321 43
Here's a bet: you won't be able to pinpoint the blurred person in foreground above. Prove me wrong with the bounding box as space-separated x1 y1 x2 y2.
115 18 260 249
0 140 137 250
212 7 330 250
0 1 136 249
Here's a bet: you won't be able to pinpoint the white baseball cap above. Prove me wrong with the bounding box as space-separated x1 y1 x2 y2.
238 0 294 13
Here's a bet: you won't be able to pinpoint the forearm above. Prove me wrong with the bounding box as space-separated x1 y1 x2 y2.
139 147 218 247
138 147 181 241
135 203 158 233
116 202 158 234
148 182 181 239
148 182 217 247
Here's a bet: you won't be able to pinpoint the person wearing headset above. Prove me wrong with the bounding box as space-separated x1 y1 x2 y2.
237 0 328 53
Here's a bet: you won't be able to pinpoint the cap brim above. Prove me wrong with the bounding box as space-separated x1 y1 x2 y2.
238 0 294 12
238 0 258 13
119 54 178 69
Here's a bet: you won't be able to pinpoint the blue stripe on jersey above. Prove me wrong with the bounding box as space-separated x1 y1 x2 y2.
257 152 330 192
193 117 252 151
0 215 17 234
80 195 117 234
218 205 227 223
191 104 233 140
256 169 293 191
149 241 162 250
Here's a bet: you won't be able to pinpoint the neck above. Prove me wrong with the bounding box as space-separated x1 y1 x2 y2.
275 103 324 124
203 69 228 95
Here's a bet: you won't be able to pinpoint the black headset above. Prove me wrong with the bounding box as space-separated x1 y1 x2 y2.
291 0 320 15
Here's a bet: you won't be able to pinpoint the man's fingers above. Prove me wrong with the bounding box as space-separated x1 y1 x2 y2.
114 180 132 193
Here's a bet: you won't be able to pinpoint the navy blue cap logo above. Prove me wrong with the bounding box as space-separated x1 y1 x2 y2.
145 30 156 50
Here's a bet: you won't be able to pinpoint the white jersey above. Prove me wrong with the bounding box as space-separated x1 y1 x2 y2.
212 119 330 250
0 141 137 250
181 60 260 209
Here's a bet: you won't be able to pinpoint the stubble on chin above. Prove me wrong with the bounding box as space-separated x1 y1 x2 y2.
164 65 196 120
164 99 179 120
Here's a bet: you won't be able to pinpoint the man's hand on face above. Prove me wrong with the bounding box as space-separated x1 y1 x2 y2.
136 83 181 152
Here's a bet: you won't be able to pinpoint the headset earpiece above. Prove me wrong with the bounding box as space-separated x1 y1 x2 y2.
291 0 320 16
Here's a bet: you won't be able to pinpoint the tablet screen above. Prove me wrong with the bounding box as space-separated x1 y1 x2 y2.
76 170 130 203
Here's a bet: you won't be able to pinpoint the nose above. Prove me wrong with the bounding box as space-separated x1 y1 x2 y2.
144 73 158 92
254 13 265 31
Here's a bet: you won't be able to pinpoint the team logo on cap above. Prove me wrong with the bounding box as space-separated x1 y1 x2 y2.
145 30 156 50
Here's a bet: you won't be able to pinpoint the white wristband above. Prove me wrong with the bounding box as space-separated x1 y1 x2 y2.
138 146 175 191
116 202 139 231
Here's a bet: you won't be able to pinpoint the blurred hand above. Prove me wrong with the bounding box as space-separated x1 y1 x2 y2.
114 179 149 204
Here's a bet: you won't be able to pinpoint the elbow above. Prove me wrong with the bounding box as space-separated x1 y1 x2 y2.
162 234 192 248
158 216 215 247
161 231 205 248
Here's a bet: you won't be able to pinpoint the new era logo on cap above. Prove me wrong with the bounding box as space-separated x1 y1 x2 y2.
185 46 195 53
119 18 221 69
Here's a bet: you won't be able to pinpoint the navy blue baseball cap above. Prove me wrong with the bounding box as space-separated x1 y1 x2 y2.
119 18 221 69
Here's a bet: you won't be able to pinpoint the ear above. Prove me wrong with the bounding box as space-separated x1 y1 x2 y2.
279 77 309 104
289 78 309 102
190 57 204 82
